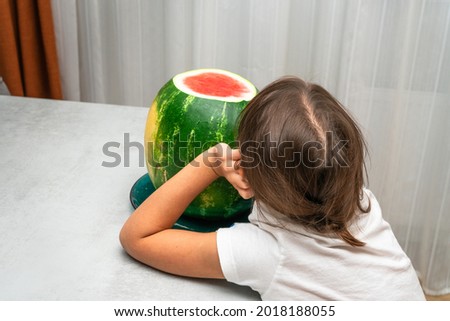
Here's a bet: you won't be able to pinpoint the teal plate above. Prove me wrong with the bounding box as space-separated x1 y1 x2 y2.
129 174 250 232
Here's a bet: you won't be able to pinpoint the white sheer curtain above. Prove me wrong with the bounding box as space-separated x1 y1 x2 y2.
52 0 450 295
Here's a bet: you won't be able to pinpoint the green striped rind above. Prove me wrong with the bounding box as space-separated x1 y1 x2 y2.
145 79 254 220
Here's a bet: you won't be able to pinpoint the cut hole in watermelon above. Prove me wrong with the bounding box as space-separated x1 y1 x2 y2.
173 69 257 102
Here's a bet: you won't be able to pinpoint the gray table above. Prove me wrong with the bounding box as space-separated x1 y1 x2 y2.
0 96 259 300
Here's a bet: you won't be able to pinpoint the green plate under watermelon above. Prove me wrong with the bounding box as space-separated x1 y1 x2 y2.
129 174 251 232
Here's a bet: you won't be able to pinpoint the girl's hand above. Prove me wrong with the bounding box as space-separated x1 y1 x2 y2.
204 143 254 199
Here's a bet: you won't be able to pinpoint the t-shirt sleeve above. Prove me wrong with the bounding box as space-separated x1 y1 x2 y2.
216 222 280 295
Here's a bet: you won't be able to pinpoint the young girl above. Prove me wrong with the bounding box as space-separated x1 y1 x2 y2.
120 76 425 300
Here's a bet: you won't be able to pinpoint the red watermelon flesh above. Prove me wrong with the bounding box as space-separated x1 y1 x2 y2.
183 72 252 98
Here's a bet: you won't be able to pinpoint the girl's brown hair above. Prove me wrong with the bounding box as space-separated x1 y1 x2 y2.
238 76 370 246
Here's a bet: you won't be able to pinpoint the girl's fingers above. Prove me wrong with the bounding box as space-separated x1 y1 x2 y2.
228 173 254 198
231 149 241 161
228 172 251 190
233 159 241 170
237 187 254 199
211 146 252 198
236 167 248 182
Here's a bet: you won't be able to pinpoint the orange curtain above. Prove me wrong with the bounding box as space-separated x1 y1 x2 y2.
0 0 62 99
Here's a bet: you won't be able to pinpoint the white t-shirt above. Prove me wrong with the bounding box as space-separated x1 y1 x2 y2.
216 189 425 300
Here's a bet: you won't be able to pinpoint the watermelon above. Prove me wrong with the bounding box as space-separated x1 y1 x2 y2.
144 69 257 220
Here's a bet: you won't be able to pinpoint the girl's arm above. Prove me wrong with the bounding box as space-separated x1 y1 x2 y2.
119 144 252 278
